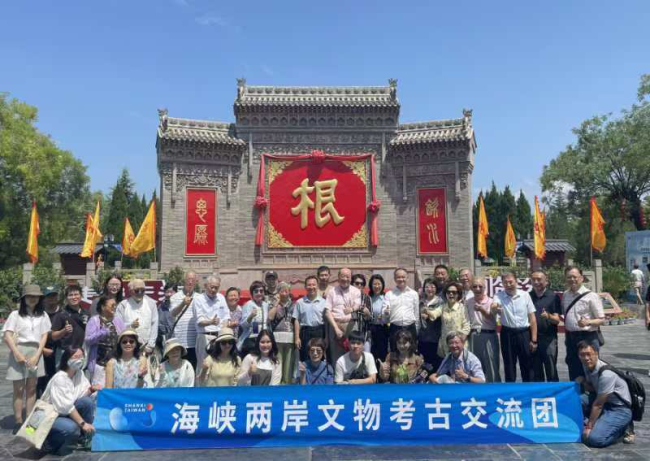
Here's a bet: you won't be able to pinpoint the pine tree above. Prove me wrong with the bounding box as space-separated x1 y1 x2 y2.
514 191 533 240
106 169 135 242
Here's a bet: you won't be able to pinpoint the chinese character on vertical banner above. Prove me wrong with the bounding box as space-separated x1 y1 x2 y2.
417 188 448 254
186 189 216 255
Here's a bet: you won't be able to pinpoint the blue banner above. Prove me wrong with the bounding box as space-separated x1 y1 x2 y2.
92 383 583 451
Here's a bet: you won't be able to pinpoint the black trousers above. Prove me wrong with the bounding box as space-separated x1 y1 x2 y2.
418 340 442 371
185 347 197 370
533 335 559 382
500 326 533 382
565 330 600 381
389 323 418 353
298 325 325 362
369 324 390 362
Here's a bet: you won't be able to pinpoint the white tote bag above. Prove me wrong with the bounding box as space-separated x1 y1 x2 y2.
16 399 59 449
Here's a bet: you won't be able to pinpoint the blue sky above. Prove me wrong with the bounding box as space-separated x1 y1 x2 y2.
1 1 648 204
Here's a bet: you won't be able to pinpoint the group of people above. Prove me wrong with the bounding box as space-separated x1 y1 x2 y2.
2 264 636 452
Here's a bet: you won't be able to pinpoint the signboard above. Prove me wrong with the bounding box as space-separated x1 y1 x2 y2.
267 158 368 248
185 189 217 256
93 382 582 452
417 188 448 254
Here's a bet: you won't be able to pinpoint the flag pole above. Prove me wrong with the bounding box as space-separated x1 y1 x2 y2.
589 200 594 268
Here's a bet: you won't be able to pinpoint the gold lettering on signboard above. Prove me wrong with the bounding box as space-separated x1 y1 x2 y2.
291 178 345 229
195 198 208 222
426 223 440 245
193 224 208 245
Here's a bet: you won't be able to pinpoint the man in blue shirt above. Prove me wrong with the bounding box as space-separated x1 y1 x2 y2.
429 331 485 384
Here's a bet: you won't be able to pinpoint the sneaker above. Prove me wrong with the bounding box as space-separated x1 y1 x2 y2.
623 432 635 444
11 423 22 435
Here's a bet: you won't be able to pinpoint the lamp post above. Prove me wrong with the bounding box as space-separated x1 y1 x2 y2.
103 234 114 267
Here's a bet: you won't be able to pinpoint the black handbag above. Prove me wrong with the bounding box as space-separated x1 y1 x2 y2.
348 353 369 380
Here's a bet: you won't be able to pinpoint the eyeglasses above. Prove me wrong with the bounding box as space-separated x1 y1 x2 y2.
353 281 365 286
107 283 121 288
133 289 145 294
121 339 136 345
309 348 323 354
471 285 484 288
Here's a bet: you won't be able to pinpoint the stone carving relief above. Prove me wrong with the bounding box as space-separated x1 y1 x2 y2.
160 163 240 194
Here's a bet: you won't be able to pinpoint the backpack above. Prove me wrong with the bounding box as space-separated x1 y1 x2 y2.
598 364 646 422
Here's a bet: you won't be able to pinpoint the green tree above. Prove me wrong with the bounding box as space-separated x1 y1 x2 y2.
106 169 135 242
0 94 91 269
513 191 533 239
541 74 650 230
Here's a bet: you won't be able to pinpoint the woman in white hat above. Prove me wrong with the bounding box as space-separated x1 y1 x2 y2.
199 327 240 387
2 284 51 433
104 329 148 389
156 338 195 388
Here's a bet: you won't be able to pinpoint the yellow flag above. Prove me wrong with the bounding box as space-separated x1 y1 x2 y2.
80 201 103 258
505 216 517 259
477 195 489 258
534 196 546 260
130 201 156 258
122 218 136 257
590 197 606 252
26 200 39 264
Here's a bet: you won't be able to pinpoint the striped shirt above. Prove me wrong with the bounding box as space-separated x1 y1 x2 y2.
170 290 199 348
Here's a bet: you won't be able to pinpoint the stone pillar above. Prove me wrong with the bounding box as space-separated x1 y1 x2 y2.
52 262 62 274
114 261 122 271
594 259 603 292
150 262 160 280
85 263 96 289
22 263 34 285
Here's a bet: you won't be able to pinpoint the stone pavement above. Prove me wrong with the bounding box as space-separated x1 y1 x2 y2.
1 320 649 460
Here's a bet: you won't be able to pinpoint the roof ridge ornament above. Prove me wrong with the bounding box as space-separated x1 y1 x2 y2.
237 78 247 101
462 108 473 124
388 78 398 101
158 108 169 131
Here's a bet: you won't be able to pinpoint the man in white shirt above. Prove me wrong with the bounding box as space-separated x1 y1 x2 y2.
194 276 229 369
334 332 377 384
385 268 419 352
631 264 645 306
459 268 474 303
170 271 200 369
492 271 537 382
116 279 158 355
563 266 605 381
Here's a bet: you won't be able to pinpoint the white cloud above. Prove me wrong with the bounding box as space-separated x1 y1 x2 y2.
195 13 229 27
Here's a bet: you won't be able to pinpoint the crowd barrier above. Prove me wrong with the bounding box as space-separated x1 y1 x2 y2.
92 382 582 451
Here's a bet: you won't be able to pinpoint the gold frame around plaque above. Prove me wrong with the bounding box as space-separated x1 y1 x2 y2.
342 226 368 248
268 222 293 248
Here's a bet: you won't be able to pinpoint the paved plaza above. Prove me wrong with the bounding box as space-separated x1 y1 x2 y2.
1 316 649 460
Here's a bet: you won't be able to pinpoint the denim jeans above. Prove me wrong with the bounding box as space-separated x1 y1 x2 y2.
581 394 632 448
46 396 94 454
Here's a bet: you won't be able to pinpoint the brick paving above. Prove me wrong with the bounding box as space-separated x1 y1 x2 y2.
1 316 649 460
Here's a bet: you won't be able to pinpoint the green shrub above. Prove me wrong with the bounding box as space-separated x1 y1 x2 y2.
602 266 631 300
0 267 22 318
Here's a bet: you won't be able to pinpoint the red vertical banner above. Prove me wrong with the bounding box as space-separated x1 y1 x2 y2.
417 188 448 254
185 189 217 256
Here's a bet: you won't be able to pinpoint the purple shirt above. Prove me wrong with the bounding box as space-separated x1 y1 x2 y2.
85 315 126 375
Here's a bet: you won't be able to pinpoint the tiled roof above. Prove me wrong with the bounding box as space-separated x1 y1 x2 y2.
235 85 400 109
53 243 105 255
391 118 472 146
519 239 576 253
157 115 245 147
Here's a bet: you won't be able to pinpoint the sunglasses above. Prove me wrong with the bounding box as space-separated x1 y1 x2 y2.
446 290 458 295
221 340 235 346
121 339 136 345
253 288 265 294
353 281 365 286
133 289 145 294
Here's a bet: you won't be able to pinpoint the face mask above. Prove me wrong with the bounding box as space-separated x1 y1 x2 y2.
69 358 84 371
